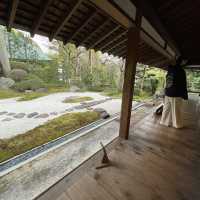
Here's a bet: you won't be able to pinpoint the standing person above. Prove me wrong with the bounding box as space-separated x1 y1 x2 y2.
160 57 188 128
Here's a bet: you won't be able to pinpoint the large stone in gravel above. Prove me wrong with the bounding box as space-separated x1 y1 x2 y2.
27 112 39 118
65 108 74 112
74 104 86 110
0 111 8 115
14 113 26 119
7 112 16 116
0 77 15 89
69 85 80 92
93 108 110 119
50 112 58 115
2 118 13 122
35 113 49 118
9 69 27 81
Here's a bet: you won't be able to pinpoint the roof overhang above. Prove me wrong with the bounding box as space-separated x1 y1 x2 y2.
0 0 199 69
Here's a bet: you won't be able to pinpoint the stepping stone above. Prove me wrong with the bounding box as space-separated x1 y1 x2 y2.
7 112 16 116
74 105 86 110
50 112 58 115
0 111 8 115
27 112 39 118
14 113 26 119
2 118 13 122
35 113 49 118
65 108 74 112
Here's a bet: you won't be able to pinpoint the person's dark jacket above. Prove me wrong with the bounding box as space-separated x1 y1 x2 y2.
165 65 188 100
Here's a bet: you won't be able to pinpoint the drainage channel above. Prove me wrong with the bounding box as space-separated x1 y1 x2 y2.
0 102 145 176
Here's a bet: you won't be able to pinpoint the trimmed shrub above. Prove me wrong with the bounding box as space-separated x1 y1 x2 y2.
10 61 34 72
13 74 44 91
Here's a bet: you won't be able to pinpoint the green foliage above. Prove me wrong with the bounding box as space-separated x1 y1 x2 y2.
1 28 168 97
18 92 47 101
0 111 100 162
102 89 122 99
0 89 20 99
133 91 151 102
13 74 44 91
0 26 49 61
10 60 34 72
186 70 200 91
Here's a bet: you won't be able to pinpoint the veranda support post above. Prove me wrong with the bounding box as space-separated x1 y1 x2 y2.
119 12 141 139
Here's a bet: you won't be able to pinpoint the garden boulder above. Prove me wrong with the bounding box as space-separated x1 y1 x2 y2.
9 69 27 81
0 77 15 89
35 88 48 93
93 108 110 119
70 85 80 92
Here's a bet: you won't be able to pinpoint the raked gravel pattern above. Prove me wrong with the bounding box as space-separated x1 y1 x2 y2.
0 92 122 139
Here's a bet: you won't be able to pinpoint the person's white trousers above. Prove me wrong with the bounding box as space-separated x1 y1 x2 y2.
160 96 183 128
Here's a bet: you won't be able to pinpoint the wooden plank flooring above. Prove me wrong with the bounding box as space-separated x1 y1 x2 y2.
50 111 200 200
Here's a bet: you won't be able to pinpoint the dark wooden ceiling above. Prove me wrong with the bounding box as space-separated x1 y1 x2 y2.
0 0 169 67
133 0 200 67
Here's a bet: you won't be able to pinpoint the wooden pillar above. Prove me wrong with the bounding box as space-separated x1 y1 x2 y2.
119 12 141 139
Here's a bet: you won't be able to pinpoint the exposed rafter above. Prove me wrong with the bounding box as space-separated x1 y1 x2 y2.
79 19 109 46
89 25 121 49
118 51 126 58
132 0 180 56
150 58 169 67
106 38 127 54
64 11 96 44
50 0 83 41
147 57 166 66
31 0 53 37
112 45 127 56
99 30 127 51
7 0 19 31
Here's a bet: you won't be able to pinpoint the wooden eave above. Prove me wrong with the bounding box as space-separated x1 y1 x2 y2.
0 0 199 69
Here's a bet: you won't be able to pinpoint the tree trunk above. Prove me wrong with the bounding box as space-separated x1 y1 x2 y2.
140 66 146 93
89 49 93 74
118 59 125 92
0 30 11 77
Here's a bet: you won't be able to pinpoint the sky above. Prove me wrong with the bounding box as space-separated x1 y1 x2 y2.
32 34 52 53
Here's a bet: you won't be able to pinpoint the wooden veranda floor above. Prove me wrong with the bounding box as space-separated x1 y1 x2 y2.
39 111 200 200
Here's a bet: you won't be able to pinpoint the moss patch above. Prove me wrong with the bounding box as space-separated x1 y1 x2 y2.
18 92 47 101
102 90 122 99
0 111 100 163
0 89 20 99
63 96 93 103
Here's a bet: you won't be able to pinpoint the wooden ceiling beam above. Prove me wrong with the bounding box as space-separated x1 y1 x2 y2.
7 0 19 31
101 34 126 52
50 0 83 41
89 25 121 49
89 0 132 28
132 0 180 56
64 11 96 44
112 45 126 56
150 58 169 68
31 0 53 37
144 56 164 65
79 19 109 46
106 38 127 54
99 30 127 51
90 0 174 60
